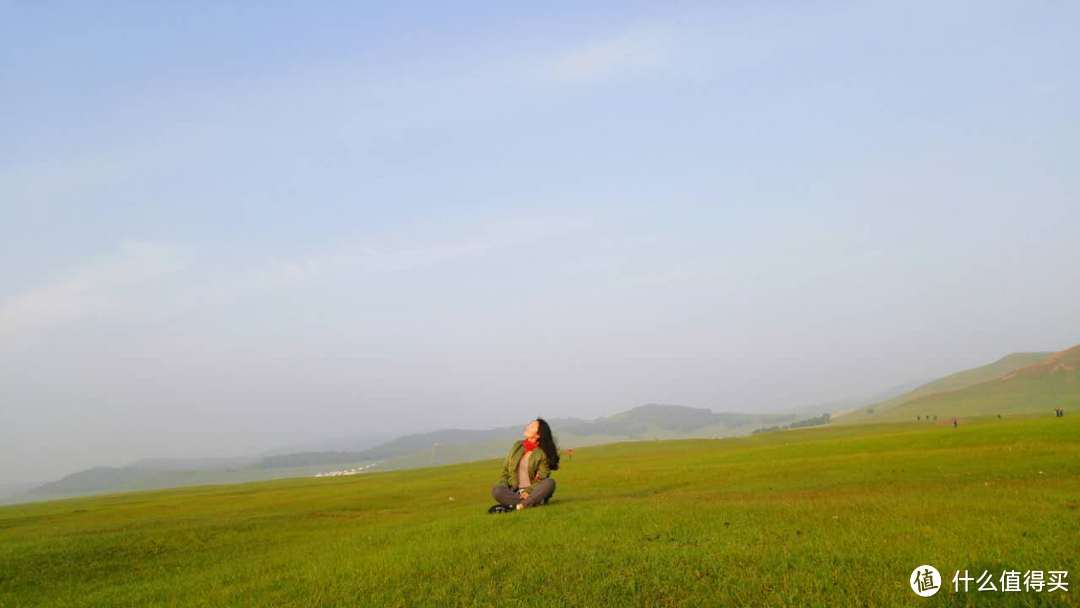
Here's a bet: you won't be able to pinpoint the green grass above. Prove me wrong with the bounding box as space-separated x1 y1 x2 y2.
883 353 1050 403
867 372 1080 424
1 415 1078 607
835 349 1078 425
838 369 1080 425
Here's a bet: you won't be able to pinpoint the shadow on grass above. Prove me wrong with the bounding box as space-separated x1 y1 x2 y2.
484 495 587 514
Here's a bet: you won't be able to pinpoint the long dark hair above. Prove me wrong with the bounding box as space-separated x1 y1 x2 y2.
535 417 560 471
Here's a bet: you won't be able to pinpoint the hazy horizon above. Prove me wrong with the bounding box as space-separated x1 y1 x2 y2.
4 2 1079 484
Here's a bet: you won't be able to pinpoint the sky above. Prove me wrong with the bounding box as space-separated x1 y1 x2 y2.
2 1 1078 483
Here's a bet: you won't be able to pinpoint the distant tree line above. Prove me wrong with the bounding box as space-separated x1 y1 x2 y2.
752 413 831 434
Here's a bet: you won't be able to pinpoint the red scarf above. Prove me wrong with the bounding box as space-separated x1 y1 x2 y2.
522 438 538 452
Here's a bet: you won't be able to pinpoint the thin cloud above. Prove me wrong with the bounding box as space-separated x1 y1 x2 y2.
276 214 590 280
0 241 191 338
0 215 593 339
129 213 596 325
544 27 671 83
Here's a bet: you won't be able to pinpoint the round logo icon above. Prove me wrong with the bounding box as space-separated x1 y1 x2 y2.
910 565 942 597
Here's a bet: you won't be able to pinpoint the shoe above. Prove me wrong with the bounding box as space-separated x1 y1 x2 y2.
487 504 514 514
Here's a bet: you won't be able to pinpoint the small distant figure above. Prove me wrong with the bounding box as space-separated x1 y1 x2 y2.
917 415 921 422
952 417 958 429
933 415 937 421
1055 407 1065 418
997 414 1002 419
564 448 575 460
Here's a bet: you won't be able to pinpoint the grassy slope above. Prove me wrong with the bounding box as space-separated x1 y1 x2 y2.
1 415 1077 607
835 352 1051 424
18 462 379 504
892 353 1051 400
864 371 1080 424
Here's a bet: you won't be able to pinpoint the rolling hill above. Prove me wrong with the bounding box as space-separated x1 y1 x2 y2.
835 346 1078 424
264 404 799 468
17 404 799 503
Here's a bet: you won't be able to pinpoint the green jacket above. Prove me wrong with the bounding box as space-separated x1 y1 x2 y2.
497 439 552 493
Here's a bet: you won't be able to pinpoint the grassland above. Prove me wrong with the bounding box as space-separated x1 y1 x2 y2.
859 371 1080 425
1 414 1077 607
835 347 1079 425
868 352 1050 409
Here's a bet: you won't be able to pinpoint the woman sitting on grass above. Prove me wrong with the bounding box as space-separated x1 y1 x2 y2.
489 418 559 513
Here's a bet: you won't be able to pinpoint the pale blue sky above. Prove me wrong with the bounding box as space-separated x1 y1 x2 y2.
2 2 1078 482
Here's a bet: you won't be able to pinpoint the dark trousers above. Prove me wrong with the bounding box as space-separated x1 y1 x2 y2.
491 478 556 507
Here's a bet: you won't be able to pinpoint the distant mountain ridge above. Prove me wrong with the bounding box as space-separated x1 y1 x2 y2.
22 344 1078 504
18 404 798 503
254 404 794 468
